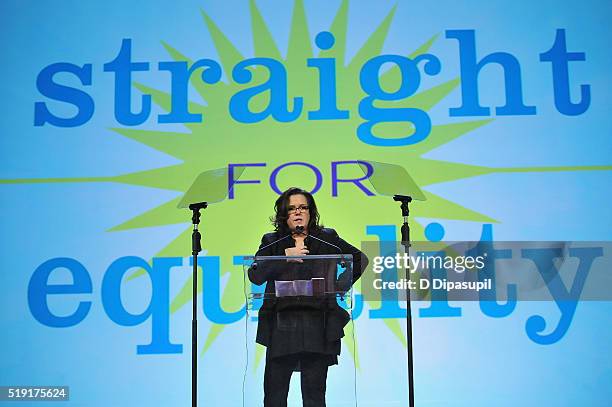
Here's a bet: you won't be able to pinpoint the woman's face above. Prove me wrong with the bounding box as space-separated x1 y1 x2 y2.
286 194 310 232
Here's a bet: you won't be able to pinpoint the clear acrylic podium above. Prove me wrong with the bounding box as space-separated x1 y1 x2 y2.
241 254 357 407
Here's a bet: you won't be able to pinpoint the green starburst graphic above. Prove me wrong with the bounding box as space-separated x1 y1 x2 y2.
3 0 610 370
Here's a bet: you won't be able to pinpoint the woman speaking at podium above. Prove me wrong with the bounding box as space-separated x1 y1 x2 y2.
248 187 367 407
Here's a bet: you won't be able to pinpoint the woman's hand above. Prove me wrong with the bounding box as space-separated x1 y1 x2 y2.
285 245 309 262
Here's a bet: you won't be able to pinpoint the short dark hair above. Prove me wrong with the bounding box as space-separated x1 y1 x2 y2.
271 187 322 234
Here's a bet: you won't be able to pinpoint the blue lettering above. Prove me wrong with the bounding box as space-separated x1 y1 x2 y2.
158 59 222 123
307 32 349 120
539 29 590 116
101 256 183 354
418 248 462 318
474 224 517 318
228 162 266 199
358 54 439 146
199 256 246 324
522 246 603 345
103 39 152 126
269 162 323 195
28 258 92 327
366 225 406 318
34 63 94 127
230 58 302 123
331 160 375 197
446 29 536 116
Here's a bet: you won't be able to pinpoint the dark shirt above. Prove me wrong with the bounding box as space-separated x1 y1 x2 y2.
248 228 368 364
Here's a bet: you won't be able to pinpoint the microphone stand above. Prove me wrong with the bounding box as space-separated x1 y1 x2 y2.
304 230 347 269
393 195 415 407
189 201 207 407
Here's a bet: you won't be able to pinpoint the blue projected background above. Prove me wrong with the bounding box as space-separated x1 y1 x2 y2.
1 0 611 406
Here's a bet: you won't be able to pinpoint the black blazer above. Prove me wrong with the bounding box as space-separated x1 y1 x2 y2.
248 228 368 360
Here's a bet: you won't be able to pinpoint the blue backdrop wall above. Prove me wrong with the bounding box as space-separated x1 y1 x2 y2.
1 0 611 406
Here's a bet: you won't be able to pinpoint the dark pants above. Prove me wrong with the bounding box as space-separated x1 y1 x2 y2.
263 353 329 407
